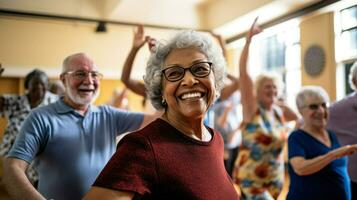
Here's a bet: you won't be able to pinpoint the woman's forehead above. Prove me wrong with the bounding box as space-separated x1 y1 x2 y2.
164 48 207 65
305 95 325 103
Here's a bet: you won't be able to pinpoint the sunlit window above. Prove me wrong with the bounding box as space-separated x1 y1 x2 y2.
335 5 357 99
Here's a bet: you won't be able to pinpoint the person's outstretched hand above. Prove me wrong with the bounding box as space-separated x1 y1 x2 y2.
133 25 147 49
331 144 357 159
0 63 4 77
246 17 262 42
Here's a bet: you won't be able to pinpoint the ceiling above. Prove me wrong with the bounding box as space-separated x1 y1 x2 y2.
0 0 331 38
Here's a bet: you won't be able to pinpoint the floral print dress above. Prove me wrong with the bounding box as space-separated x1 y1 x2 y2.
233 105 287 200
0 92 57 185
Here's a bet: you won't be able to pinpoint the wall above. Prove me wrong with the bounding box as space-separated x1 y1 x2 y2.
0 15 171 78
300 12 336 100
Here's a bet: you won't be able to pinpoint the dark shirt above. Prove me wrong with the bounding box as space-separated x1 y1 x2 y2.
94 118 239 200
287 129 350 200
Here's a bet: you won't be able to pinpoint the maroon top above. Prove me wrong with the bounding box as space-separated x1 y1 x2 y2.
93 118 239 200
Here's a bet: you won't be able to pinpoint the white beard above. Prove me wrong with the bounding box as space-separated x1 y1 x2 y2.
65 83 100 106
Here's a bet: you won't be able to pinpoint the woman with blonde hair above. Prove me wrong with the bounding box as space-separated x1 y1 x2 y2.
233 18 297 200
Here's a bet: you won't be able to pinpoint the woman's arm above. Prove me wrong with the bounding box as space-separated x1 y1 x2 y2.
290 144 357 176
239 17 262 122
83 187 136 200
276 99 298 122
219 74 239 101
121 25 148 97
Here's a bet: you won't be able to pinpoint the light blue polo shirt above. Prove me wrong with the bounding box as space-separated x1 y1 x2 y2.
8 98 144 200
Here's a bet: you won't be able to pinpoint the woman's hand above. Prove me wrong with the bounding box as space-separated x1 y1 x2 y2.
330 144 357 159
132 25 147 50
146 36 157 53
246 17 262 43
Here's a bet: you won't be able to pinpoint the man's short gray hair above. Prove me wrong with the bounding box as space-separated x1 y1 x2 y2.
61 52 88 74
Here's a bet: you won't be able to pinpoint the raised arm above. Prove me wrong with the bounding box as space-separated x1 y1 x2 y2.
239 17 262 122
220 74 239 101
121 25 148 97
290 144 357 176
3 157 45 200
276 98 298 122
210 32 227 59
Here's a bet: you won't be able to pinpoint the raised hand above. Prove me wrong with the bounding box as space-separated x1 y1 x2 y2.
146 36 157 53
246 17 262 42
0 63 4 77
132 25 147 50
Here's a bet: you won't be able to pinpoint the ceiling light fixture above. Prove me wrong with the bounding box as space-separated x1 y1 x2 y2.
95 21 107 33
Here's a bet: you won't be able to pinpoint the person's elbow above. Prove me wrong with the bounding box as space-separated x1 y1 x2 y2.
3 157 28 177
292 166 310 176
289 158 313 176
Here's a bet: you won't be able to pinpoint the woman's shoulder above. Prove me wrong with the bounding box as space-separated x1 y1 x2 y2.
288 129 306 141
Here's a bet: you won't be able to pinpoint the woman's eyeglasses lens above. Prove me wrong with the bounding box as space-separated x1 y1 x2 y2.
162 62 212 82
307 102 327 110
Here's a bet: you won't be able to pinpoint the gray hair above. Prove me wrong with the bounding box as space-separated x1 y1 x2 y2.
349 62 357 90
144 30 226 110
296 86 330 111
62 52 89 73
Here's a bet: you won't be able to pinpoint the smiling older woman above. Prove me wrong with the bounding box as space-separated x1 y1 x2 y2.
83 30 240 200
287 86 357 200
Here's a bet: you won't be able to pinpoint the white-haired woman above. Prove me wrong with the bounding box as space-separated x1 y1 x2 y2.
287 86 357 200
83 30 239 200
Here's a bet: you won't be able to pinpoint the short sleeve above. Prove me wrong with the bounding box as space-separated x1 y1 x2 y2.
288 131 306 159
105 106 144 135
93 133 157 195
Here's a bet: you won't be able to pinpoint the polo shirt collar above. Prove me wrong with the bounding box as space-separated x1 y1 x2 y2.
55 97 100 114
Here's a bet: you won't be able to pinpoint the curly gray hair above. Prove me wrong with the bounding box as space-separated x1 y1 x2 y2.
144 30 226 110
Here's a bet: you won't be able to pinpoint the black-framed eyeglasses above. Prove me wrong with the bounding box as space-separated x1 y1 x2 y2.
161 61 212 82
63 70 103 81
304 102 328 110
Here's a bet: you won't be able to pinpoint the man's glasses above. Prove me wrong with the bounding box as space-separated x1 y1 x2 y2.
162 61 212 82
63 70 103 81
304 102 327 110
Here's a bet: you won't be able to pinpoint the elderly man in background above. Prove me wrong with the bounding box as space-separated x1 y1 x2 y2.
2 53 158 200
328 61 357 200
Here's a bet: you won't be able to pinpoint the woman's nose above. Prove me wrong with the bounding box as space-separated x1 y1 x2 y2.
181 70 198 86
